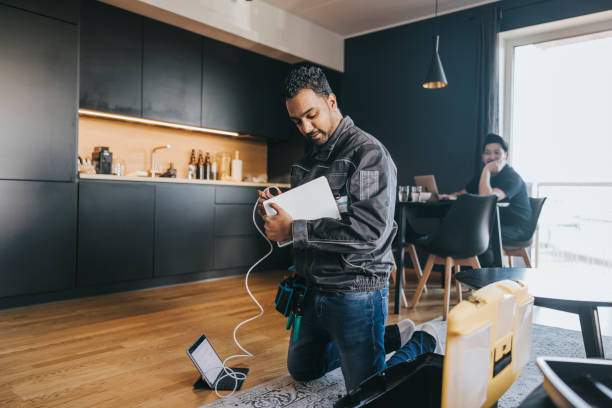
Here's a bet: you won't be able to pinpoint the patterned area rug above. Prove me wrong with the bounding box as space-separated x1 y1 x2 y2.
202 322 611 408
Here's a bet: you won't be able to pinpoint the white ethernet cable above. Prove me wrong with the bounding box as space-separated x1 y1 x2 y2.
212 186 282 398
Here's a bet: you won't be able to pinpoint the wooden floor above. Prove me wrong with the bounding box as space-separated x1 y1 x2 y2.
0 269 451 408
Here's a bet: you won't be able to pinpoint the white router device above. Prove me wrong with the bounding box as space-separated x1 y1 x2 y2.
263 176 341 247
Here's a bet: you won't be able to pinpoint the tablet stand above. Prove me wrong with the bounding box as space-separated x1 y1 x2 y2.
193 367 249 391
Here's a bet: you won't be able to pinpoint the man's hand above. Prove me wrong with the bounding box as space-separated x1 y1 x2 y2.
256 189 273 218
263 203 292 242
438 194 454 200
484 159 506 175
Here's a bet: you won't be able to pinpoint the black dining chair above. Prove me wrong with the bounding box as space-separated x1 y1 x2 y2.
503 197 547 268
410 194 498 320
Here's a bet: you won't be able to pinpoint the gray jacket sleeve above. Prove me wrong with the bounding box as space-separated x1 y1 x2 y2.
291 144 396 254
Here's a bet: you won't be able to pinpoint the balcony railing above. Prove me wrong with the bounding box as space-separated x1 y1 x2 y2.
533 182 612 274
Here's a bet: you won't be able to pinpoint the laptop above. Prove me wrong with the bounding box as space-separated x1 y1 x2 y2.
187 334 249 391
414 175 439 200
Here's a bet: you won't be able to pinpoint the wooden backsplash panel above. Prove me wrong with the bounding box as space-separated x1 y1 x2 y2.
78 117 268 180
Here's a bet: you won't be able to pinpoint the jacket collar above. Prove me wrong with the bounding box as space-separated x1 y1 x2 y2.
311 116 353 161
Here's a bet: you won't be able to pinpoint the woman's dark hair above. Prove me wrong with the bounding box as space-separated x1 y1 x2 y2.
282 64 333 100
482 133 508 152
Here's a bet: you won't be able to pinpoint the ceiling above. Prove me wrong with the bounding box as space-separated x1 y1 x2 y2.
262 0 500 37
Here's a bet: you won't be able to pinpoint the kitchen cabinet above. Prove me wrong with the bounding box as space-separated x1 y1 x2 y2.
79 0 143 116
214 204 259 236
0 180 76 298
215 185 260 204
155 183 214 276
77 181 155 286
250 53 290 140
143 19 202 126
202 37 255 134
213 185 291 270
0 0 78 23
202 37 291 139
213 236 271 270
0 4 77 182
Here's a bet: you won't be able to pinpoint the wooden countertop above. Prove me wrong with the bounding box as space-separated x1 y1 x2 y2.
79 174 290 188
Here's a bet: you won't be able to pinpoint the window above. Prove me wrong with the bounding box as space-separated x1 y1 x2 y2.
500 11 612 332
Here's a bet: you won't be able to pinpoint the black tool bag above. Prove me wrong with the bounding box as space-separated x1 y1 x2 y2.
334 353 444 408
274 273 307 317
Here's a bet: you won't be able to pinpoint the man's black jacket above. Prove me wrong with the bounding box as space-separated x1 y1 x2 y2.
290 116 397 292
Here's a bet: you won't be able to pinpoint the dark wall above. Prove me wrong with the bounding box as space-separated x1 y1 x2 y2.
344 0 612 192
267 65 344 183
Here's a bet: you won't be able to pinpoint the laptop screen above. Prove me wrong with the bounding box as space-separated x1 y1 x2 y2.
190 337 224 385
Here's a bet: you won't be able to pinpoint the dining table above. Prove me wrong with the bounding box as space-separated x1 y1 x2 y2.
393 199 505 314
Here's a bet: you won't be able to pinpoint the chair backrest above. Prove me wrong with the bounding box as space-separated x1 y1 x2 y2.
428 194 498 258
521 197 547 244
442 280 534 408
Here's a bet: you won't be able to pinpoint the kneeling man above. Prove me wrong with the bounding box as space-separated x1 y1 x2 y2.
258 65 440 392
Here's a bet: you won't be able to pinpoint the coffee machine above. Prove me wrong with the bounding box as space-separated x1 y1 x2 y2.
92 146 112 174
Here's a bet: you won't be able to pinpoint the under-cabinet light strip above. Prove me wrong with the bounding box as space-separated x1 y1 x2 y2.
78 109 241 137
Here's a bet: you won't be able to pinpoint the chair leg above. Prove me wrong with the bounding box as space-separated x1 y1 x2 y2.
407 244 426 293
443 257 453 320
454 265 462 303
411 254 434 309
521 248 532 268
471 256 481 269
389 267 409 307
507 255 513 267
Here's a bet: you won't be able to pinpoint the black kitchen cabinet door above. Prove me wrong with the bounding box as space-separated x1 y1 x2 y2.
213 236 271 270
214 204 259 236
79 0 142 116
0 180 76 298
77 181 155 286
0 0 78 23
0 5 77 182
215 186 260 204
202 37 256 134
155 183 214 276
250 53 289 140
143 19 202 125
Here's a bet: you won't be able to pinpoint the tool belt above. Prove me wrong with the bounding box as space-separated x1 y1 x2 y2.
274 268 307 342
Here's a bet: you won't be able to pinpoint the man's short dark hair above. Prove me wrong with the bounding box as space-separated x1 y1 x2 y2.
482 133 508 152
282 64 333 100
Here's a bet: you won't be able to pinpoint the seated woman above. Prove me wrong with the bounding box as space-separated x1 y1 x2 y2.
440 134 532 265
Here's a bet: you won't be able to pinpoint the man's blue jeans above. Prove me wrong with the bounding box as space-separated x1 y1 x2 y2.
287 287 436 392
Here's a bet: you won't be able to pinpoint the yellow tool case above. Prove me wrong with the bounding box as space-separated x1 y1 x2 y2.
442 279 534 408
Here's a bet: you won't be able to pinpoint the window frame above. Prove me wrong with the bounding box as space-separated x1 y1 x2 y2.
498 10 612 166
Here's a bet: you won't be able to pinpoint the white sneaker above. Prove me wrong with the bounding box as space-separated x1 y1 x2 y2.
397 318 416 347
417 322 444 354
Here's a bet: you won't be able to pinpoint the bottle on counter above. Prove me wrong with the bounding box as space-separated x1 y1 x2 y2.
231 150 243 181
197 149 204 180
220 152 231 180
210 152 218 181
188 149 196 179
204 152 211 180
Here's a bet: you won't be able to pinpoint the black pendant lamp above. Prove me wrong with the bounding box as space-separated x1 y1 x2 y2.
422 0 448 89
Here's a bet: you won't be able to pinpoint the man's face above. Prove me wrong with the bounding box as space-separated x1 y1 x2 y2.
286 89 338 145
482 143 508 164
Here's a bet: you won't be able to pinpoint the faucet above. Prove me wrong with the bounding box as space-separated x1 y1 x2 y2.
151 144 171 177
